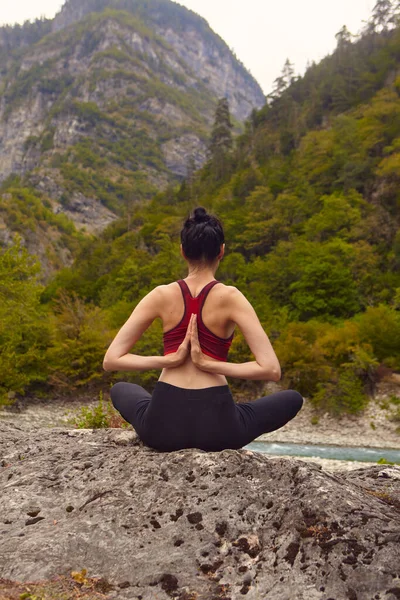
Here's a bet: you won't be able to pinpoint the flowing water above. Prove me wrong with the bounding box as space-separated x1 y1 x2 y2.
246 441 400 464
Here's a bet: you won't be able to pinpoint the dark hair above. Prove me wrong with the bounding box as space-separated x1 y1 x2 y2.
181 207 224 263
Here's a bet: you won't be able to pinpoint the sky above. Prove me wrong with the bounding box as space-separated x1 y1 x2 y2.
0 0 376 95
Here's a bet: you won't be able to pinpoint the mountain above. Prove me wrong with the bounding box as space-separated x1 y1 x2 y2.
51 0 264 121
6 2 400 412
36 14 400 411
0 0 264 235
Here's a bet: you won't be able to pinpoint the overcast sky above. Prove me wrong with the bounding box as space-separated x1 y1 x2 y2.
0 0 375 95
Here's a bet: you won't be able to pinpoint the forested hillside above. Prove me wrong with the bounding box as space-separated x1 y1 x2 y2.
2 1 400 417
0 0 263 273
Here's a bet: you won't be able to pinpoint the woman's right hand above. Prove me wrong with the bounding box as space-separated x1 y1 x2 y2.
163 314 195 368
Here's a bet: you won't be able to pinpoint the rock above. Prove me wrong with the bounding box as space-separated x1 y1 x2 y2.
26 508 41 518
162 134 207 177
379 468 400 480
51 0 265 121
0 0 264 241
105 429 139 446
53 191 118 234
0 421 399 600
25 516 45 526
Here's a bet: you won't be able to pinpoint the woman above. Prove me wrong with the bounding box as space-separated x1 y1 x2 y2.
103 207 303 452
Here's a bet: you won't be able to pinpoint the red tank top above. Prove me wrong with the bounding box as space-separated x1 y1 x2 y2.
163 279 234 362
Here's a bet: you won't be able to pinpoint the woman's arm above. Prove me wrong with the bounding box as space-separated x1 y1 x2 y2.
191 288 281 381
103 287 193 372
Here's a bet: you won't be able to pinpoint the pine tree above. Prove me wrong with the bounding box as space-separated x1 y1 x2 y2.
268 75 286 104
335 25 353 50
389 0 400 25
185 155 197 201
267 59 298 106
371 0 394 32
282 58 296 88
186 155 196 183
208 98 233 180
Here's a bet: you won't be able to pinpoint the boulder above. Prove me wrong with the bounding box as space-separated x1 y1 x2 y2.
0 422 399 600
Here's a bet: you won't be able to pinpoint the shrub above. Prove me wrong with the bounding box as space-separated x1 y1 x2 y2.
377 458 396 465
70 391 130 429
276 318 378 415
47 291 114 390
275 321 332 397
357 305 400 369
311 369 369 416
0 237 51 404
389 407 400 423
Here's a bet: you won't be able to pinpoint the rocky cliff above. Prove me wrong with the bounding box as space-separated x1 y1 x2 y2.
0 0 264 234
1 422 399 600
51 0 264 122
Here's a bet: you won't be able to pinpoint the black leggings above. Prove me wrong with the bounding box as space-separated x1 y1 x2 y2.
110 381 303 452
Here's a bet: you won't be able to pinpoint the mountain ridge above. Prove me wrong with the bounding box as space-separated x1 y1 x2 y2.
51 0 262 116
0 0 265 121
0 0 264 245
36 17 400 411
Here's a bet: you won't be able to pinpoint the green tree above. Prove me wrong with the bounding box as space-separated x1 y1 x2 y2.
289 257 360 320
335 25 353 49
0 238 50 403
208 97 233 180
357 305 400 368
267 58 296 103
47 291 113 391
186 154 197 199
371 0 394 32
303 191 363 242
282 58 297 87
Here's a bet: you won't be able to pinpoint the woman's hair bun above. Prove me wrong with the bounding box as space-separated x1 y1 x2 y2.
181 206 224 263
193 207 210 223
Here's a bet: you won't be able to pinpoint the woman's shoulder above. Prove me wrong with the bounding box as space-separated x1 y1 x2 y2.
140 282 179 303
215 284 252 312
150 281 181 298
216 283 244 298
207 283 245 308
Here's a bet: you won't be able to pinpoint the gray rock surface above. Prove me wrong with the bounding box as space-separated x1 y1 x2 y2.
51 0 265 121
162 134 206 177
0 0 264 194
1 422 399 599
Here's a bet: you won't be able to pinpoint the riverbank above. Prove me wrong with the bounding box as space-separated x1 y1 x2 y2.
0 400 377 472
267 454 371 472
1 385 399 471
0 406 385 472
257 385 400 449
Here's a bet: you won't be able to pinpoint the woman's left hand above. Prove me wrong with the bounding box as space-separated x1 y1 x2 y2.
190 315 208 369
164 313 194 368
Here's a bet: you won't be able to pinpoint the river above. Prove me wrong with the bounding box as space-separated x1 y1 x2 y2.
246 441 400 463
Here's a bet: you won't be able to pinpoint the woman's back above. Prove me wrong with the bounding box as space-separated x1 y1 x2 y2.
158 278 236 389
105 206 303 453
